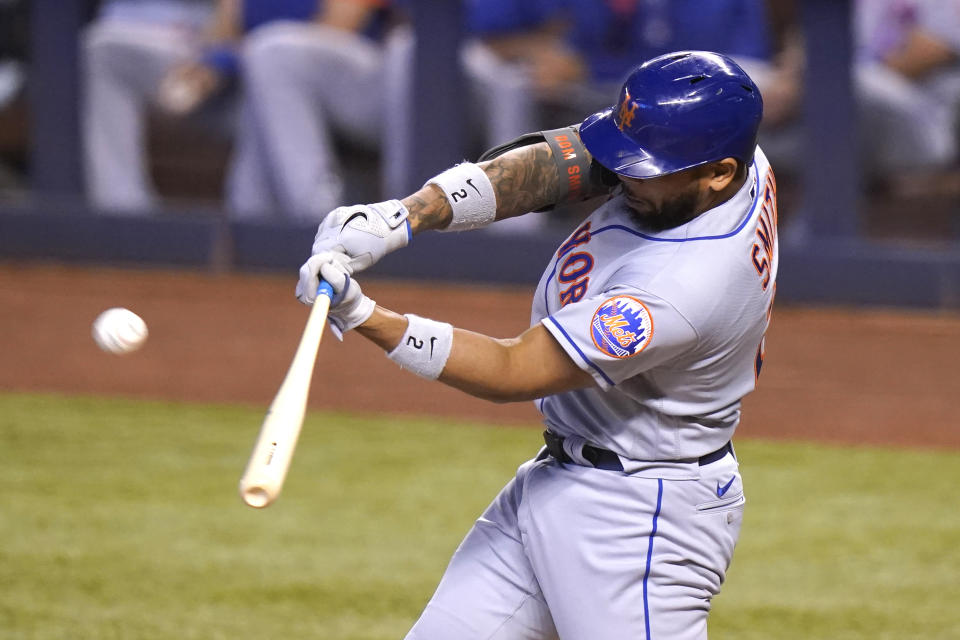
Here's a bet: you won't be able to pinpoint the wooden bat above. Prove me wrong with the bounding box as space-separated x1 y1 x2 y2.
239 281 334 508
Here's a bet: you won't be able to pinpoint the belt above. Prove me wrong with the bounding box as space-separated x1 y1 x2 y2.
542 430 733 472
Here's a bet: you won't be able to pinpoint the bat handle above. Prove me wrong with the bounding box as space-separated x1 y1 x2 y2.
316 279 334 300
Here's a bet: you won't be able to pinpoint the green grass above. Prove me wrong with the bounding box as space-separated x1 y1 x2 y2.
711 442 960 639
1 393 958 639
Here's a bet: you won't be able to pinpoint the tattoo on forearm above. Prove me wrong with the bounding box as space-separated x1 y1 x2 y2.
402 188 452 234
483 143 563 219
399 142 564 235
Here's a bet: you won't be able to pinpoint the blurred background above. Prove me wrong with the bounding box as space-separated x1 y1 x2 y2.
0 0 958 306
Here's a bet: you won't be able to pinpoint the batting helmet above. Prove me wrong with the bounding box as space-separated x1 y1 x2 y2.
579 51 763 179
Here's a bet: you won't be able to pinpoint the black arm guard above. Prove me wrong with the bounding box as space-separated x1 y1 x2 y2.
478 125 618 207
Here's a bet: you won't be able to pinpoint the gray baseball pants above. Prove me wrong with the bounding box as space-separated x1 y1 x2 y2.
406 450 744 640
82 19 202 212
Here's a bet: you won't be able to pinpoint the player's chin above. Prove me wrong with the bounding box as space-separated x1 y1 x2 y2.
624 197 657 218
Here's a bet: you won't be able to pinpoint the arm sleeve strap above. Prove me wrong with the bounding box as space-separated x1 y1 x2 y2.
478 125 618 207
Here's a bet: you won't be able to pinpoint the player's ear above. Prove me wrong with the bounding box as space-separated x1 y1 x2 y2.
705 158 739 192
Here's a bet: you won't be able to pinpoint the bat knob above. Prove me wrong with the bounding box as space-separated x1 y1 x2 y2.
240 485 273 508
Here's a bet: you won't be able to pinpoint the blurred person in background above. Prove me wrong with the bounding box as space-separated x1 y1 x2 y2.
237 0 559 223
475 0 777 125
756 0 960 190
83 0 392 218
379 0 547 218
82 0 217 212
382 0 782 231
856 0 960 187
233 0 392 222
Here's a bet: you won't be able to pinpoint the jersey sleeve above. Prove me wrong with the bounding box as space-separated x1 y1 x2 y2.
540 287 699 390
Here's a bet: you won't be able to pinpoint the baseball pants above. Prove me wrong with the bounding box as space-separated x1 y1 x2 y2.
82 19 202 212
405 450 744 640
231 21 385 221
380 26 538 199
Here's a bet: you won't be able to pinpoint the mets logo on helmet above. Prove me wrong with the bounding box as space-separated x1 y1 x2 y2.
590 296 654 358
617 90 638 131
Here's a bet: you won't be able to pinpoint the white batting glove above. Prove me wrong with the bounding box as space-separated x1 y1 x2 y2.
317 253 376 340
296 200 410 305
313 200 411 270
298 250 349 306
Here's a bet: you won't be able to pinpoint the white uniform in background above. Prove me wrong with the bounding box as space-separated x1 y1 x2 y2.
230 20 387 221
855 0 960 172
82 0 213 212
234 22 537 223
380 26 537 202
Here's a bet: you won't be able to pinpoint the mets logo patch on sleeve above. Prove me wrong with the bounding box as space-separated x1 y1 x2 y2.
590 296 654 358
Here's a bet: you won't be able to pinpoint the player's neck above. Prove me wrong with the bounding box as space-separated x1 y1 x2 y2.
696 171 748 217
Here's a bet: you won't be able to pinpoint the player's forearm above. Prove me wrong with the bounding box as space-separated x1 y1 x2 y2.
400 142 563 235
317 0 376 32
356 306 588 403
438 329 549 403
204 0 242 44
355 306 410 353
355 307 522 402
482 20 569 62
885 30 958 79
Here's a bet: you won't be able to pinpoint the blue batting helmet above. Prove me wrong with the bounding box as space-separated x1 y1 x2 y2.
579 51 763 179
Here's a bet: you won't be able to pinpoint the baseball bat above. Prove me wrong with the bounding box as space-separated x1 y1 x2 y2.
239 281 335 508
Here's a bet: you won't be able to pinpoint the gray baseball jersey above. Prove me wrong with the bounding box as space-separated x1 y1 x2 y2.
535 146 777 463
405 147 778 640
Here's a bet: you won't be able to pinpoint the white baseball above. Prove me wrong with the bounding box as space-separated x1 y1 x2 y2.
92 308 149 355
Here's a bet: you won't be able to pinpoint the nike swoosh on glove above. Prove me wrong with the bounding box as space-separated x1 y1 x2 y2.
296 200 410 305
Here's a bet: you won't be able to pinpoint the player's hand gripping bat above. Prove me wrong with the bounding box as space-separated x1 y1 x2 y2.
238 281 334 508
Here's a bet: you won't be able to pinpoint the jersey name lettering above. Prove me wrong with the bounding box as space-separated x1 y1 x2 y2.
750 168 779 380
557 222 594 307
557 221 591 259
750 170 778 290
553 133 578 162
551 133 583 196
559 253 593 282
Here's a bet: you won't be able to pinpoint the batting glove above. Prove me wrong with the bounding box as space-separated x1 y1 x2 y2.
296 200 410 305
316 252 376 340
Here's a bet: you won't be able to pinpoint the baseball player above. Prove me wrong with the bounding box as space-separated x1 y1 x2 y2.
298 51 778 639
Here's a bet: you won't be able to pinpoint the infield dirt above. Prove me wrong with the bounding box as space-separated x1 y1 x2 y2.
1 263 957 449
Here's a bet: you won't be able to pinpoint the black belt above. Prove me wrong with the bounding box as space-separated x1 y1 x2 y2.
542 431 733 472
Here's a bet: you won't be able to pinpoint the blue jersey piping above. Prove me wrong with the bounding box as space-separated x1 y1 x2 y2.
643 479 664 640
540 160 761 314
543 316 616 387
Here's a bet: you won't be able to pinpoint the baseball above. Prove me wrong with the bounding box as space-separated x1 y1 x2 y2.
92 308 148 355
